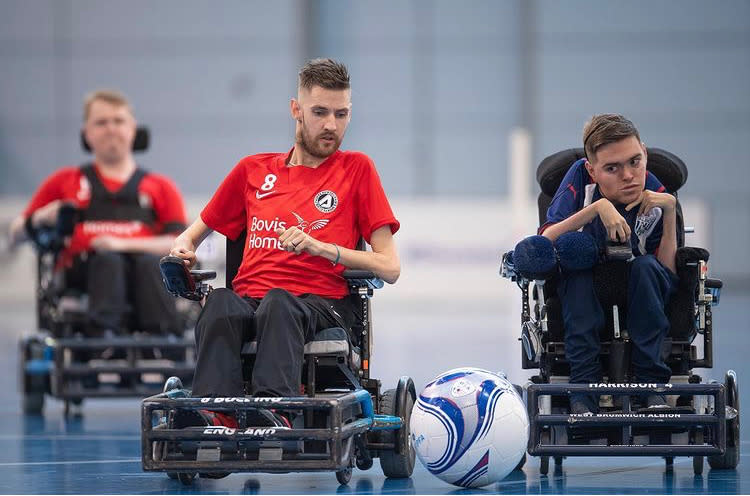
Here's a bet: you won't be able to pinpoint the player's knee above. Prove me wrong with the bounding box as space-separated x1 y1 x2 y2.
196 288 241 335
89 251 126 269
132 253 160 272
255 288 304 328
631 254 661 275
260 288 296 308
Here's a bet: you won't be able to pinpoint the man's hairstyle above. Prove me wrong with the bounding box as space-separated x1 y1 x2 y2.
83 89 133 121
582 113 641 161
298 58 350 92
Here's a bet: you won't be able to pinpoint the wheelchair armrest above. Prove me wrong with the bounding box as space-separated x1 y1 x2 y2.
343 270 384 290
676 246 710 268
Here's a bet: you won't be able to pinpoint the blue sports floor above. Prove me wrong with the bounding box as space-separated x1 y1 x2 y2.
2 290 748 494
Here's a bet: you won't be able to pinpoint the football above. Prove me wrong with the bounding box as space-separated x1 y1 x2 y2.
410 368 529 487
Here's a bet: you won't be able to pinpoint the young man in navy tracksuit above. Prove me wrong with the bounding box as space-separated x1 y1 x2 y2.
540 114 678 414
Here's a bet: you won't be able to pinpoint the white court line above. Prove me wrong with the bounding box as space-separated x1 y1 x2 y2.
0 435 138 441
0 458 140 467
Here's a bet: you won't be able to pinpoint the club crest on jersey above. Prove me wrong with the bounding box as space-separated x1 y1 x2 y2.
635 207 662 238
314 190 338 213
138 192 152 209
292 211 328 233
77 176 91 201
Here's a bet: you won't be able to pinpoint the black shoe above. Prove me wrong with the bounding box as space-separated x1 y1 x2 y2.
173 409 236 480
173 408 238 429
646 394 669 409
244 408 291 428
269 410 292 428
570 394 598 415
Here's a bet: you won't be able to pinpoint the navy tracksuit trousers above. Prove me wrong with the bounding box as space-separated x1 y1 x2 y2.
558 254 679 384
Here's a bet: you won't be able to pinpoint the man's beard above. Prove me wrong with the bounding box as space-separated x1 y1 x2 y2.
297 126 341 160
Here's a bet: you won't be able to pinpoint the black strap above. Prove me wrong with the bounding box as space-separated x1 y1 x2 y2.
78 163 157 225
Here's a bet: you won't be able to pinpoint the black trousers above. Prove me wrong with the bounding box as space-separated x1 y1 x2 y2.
191 287 358 398
67 252 180 335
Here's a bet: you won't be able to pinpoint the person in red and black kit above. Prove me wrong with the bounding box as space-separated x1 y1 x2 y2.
169 59 400 426
9 90 187 336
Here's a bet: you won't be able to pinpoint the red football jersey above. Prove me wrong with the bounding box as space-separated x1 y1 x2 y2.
23 164 187 264
201 149 400 299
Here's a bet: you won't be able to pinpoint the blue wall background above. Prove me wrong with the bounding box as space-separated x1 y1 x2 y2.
1 0 748 281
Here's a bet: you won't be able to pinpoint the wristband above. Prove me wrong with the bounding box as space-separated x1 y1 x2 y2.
332 243 341 266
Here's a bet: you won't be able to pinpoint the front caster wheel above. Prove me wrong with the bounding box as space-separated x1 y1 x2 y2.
336 468 352 485
177 472 195 485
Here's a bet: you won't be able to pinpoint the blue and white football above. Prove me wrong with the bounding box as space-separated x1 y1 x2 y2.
410 368 529 488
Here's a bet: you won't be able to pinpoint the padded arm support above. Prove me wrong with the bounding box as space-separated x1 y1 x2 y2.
675 246 710 267
343 270 384 290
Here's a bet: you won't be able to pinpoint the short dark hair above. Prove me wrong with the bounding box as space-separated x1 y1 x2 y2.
298 58 350 92
583 114 641 161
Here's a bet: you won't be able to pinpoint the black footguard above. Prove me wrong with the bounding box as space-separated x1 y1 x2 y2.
159 256 215 301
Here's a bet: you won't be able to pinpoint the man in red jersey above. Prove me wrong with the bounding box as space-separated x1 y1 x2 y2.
169 59 400 415
9 90 187 336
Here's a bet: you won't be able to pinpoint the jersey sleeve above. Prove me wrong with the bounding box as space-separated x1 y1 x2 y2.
200 160 248 241
645 170 666 193
150 174 188 235
22 168 78 217
355 157 400 244
539 159 586 234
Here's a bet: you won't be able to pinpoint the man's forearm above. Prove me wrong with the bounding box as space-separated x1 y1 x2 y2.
317 243 400 284
115 235 176 255
656 210 677 274
8 216 28 246
175 217 213 251
541 201 600 241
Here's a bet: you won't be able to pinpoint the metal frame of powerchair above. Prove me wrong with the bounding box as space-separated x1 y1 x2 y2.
141 243 415 485
141 383 411 477
506 248 736 475
502 147 739 475
19 128 197 415
21 333 195 408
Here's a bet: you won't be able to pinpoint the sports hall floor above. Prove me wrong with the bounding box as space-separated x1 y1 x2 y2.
1 283 748 494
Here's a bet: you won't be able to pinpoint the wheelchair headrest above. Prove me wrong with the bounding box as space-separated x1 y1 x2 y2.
537 147 688 197
80 126 149 153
